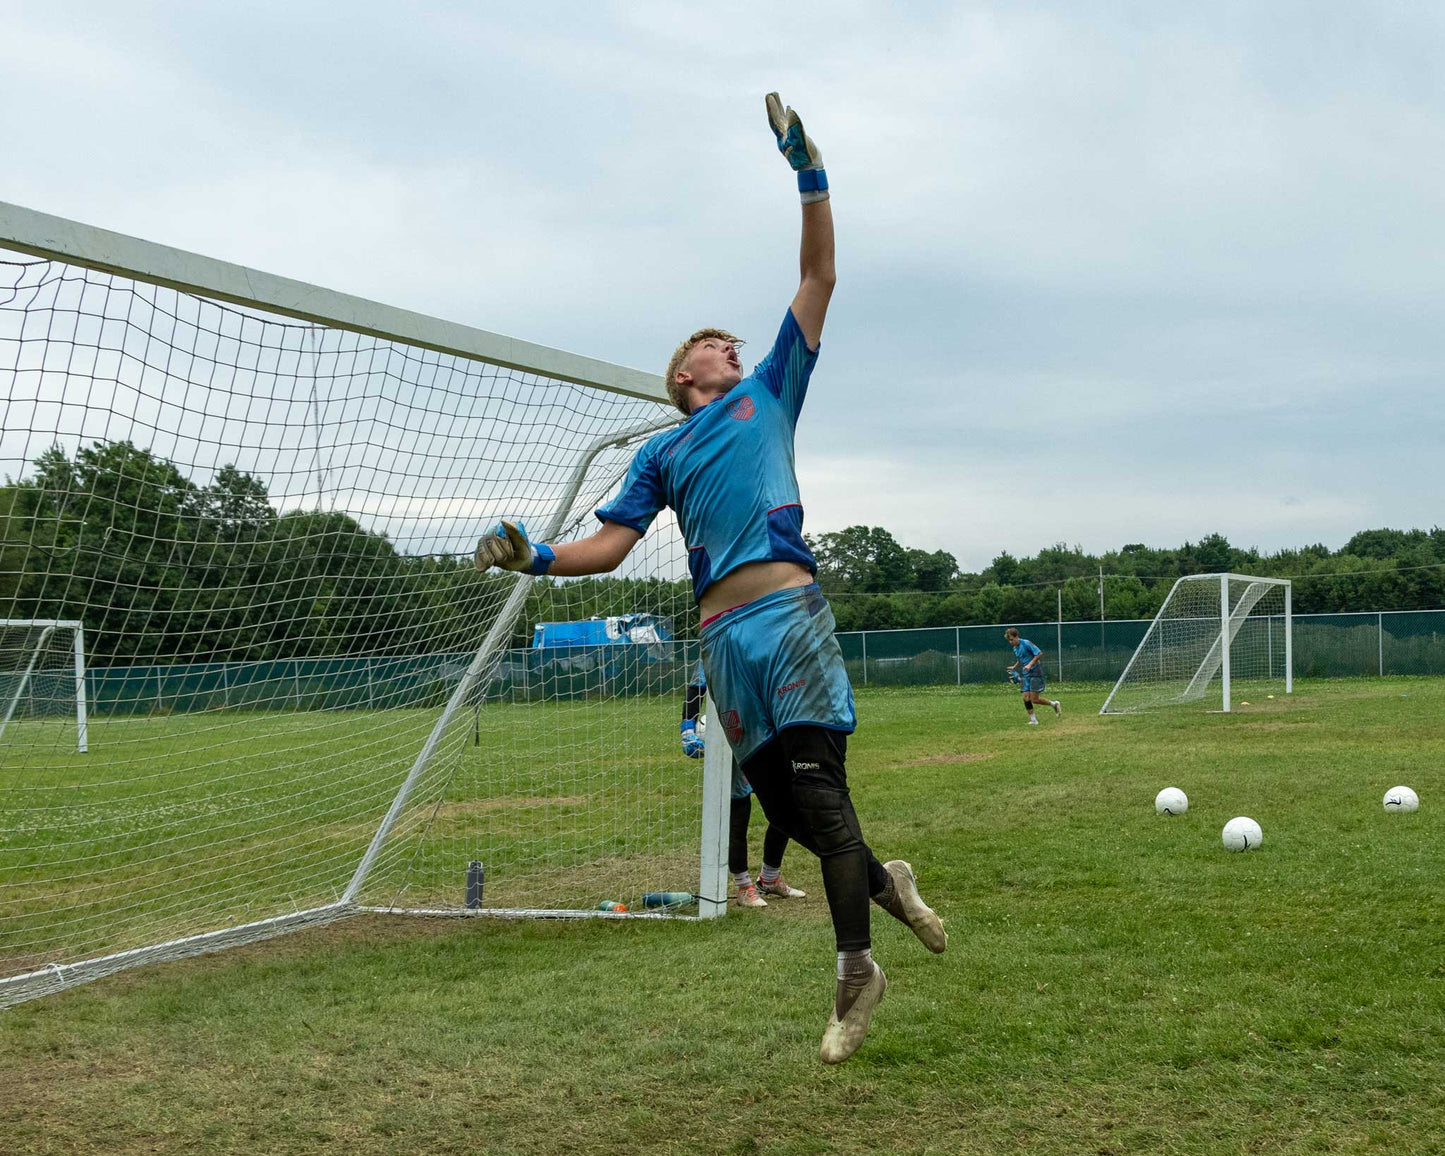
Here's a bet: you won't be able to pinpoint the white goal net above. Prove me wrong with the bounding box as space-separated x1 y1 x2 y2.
1100 573 1292 714
0 619 87 752
0 202 729 1007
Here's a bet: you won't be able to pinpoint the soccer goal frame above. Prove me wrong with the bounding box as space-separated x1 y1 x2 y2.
0 200 734 1008
0 619 87 752
1099 573 1292 715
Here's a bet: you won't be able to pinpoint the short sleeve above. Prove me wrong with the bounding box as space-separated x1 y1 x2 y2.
750 308 819 424
594 442 666 534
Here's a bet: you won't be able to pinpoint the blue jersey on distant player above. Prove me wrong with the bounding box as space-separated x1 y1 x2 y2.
1012 638 1042 668
594 310 820 604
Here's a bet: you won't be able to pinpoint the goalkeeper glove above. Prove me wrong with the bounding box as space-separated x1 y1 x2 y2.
475 521 555 576
680 719 705 759
765 92 829 204
1007 668 1021 684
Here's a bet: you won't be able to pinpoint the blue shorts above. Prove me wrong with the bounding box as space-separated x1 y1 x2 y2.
1022 667 1047 694
701 583 857 765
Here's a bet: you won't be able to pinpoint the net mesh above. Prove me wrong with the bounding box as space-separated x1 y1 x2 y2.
1100 575 1289 713
0 252 698 1006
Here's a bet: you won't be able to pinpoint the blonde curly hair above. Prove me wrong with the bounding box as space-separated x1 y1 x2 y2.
663 328 745 415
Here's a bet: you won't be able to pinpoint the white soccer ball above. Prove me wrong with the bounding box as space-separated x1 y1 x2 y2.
1383 785 1419 813
1155 787 1188 816
1221 816 1263 852
694 714 706 740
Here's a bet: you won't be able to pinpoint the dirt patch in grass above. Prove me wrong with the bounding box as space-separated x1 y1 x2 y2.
895 751 995 766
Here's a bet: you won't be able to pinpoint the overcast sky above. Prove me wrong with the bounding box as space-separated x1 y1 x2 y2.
3 1 1441 571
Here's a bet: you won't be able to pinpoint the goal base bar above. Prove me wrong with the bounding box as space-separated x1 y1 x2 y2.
0 901 355 1010
356 905 706 921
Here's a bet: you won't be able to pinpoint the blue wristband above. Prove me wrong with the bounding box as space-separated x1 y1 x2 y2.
797 169 828 194
525 542 555 576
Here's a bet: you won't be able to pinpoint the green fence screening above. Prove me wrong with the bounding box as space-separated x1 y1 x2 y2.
78 643 708 717
836 609 1445 688
57 610 1445 716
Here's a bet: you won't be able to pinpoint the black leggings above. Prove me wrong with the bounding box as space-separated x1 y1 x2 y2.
728 795 790 874
740 726 889 952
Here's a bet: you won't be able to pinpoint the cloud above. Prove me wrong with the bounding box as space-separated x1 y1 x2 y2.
3 1 1441 569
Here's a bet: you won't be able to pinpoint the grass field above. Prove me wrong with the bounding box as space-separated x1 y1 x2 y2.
2 678 1443 1155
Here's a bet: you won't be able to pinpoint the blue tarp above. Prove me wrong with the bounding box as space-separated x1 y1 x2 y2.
531 614 674 649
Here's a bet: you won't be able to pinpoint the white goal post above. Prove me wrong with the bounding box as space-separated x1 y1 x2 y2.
0 619 87 752
0 200 733 1008
1099 573 1292 715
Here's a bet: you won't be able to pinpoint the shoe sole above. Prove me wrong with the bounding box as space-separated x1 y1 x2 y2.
884 860 947 953
820 964 887 1064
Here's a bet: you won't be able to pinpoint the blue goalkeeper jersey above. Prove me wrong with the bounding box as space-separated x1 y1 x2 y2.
594 309 820 604
1012 638 1042 668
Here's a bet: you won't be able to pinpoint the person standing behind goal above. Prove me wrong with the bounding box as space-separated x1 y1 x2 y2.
680 661 804 908
477 92 946 1065
1005 627 1060 725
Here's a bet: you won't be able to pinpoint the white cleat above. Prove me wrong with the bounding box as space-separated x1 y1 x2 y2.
1053 700 1062 717
882 860 947 954
820 963 887 1064
1027 716 1039 726
758 875 806 899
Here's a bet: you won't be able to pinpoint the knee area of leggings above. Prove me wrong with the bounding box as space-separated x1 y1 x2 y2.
790 784 866 857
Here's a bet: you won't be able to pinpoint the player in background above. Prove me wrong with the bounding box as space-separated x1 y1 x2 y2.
1004 627 1061 725
478 93 946 1064
681 661 805 907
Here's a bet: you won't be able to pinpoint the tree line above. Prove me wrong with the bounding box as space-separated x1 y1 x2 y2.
805 525 1445 633
2 440 1440 662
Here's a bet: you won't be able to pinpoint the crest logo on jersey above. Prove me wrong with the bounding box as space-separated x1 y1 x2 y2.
722 709 743 744
726 396 756 421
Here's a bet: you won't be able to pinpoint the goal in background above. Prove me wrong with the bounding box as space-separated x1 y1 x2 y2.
0 619 87 752
1099 574 1292 714
0 201 733 1008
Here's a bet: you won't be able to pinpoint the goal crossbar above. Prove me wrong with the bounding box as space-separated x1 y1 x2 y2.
0 200 667 403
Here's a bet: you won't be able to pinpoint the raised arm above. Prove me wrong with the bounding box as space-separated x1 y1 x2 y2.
766 93 836 349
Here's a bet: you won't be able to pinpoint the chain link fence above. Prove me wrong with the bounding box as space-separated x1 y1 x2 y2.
838 608 1445 687
37 609 1445 717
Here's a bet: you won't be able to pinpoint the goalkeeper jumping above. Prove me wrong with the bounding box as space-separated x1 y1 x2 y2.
478 93 946 1064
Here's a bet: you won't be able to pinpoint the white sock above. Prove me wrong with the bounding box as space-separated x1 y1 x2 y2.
733 871 753 889
759 863 780 885
836 948 873 982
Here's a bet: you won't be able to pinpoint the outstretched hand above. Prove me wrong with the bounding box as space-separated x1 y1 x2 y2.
766 92 824 172
476 521 553 574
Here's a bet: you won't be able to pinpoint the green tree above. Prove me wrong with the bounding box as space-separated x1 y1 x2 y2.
809 526 914 593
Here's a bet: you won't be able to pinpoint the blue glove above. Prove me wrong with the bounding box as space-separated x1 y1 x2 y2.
1007 668 1021 684
475 520 555 576
680 719 705 759
765 92 829 203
